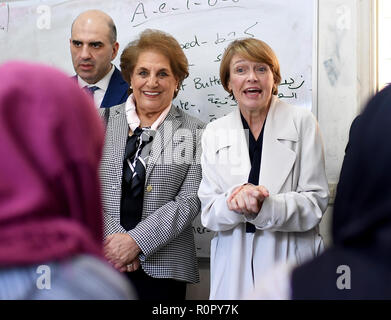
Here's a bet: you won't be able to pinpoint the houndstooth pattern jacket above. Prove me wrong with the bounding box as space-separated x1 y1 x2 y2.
99 103 204 284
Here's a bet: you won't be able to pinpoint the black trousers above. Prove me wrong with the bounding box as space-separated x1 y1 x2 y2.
125 267 187 300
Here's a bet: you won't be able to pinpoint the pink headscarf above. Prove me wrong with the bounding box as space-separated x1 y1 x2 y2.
0 61 105 266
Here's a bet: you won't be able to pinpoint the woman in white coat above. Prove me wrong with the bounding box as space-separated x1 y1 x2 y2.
198 38 329 300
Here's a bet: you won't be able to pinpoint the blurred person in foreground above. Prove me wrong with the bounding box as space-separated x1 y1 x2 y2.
0 61 135 300
250 85 391 299
198 38 329 299
100 29 204 300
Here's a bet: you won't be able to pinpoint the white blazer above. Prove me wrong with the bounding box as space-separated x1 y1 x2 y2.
198 96 329 300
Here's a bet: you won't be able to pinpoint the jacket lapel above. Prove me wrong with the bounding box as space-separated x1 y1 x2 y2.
260 96 298 194
101 67 129 108
223 108 252 180
145 106 182 181
107 105 129 186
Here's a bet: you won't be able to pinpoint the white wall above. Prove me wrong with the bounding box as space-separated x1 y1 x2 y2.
318 0 374 185
187 0 375 300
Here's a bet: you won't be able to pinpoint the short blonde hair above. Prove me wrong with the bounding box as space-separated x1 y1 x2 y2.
220 38 281 96
120 29 188 98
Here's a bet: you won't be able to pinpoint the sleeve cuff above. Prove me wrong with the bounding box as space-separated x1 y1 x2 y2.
248 194 285 230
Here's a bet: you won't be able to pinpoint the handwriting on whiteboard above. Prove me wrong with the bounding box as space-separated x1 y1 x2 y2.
131 0 241 27
179 22 259 61
173 75 306 122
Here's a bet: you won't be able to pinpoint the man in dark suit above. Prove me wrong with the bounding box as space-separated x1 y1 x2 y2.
70 10 128 108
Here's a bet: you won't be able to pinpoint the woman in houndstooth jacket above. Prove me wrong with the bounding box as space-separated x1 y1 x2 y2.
100 29 204 300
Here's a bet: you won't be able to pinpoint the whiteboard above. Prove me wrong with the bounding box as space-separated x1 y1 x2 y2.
0 0 317 257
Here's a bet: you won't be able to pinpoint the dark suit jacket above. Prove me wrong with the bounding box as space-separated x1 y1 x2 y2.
73 66 128 108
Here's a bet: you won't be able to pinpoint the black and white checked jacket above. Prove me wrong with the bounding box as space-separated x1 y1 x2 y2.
99 104 204 283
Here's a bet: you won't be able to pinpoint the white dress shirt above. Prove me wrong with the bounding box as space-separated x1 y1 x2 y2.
77 65 115 108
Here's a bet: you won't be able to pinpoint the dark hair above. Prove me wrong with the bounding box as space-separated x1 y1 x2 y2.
120 29 188 98
108 20 117 44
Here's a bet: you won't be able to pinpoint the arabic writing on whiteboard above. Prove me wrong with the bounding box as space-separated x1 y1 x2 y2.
173 75 306 122
278 75 305 100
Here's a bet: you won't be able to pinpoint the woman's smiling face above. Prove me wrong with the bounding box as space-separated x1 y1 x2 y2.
130 50 178 114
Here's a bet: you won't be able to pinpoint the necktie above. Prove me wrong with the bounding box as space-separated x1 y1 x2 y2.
120 127 154 230
123 127 153 193
84 86 99 96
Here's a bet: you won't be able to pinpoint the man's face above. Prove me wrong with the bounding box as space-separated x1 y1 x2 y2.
70 19 118 84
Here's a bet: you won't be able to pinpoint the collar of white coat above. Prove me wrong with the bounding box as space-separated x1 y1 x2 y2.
212 95 299 151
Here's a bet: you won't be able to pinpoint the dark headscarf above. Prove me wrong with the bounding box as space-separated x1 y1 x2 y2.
0 62 105 266
292 85 391 299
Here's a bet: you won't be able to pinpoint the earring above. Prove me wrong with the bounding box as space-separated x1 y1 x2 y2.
129 84 133 90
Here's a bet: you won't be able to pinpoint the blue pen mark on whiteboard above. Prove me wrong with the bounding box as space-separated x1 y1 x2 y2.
324 58 340 86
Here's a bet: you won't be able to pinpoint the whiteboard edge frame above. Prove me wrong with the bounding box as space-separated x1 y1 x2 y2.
313 0 319 118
